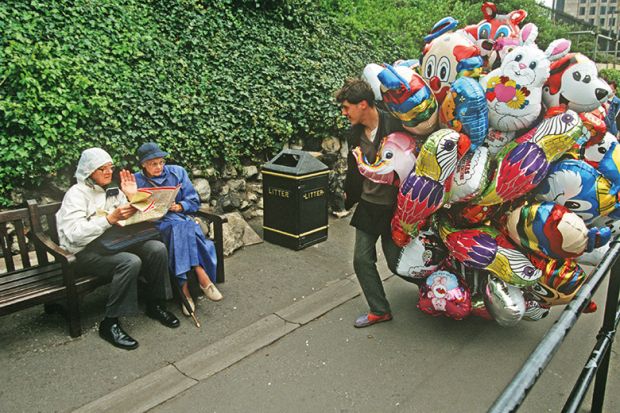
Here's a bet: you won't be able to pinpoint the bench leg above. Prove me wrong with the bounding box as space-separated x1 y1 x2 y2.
43 302 81 337
67 300 82 338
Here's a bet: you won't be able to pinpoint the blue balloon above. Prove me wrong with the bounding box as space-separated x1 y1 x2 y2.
536 159 620 224
440 77 488 151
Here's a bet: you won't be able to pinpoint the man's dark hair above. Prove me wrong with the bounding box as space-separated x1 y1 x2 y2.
335 78 376 107
600 75 617 89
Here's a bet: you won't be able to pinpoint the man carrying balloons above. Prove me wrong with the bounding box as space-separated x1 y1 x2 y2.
335 79 407 328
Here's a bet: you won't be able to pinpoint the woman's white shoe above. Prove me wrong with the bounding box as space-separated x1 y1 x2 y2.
201 283 223 301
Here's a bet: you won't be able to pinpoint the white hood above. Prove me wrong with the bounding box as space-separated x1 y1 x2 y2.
75 148 113 183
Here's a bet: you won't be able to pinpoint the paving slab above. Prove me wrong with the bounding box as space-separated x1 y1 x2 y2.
276 278 361 325
151 276 620 413
0 216 360 412
1 213 619 413
175 314 299 381
75 365 197 413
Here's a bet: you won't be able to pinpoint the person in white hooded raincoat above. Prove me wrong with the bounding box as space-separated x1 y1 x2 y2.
56 148 180 350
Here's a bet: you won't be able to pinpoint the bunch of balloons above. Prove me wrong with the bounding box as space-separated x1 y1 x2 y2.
358 2 618 326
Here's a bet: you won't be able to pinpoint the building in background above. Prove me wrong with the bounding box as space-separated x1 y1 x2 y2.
556 0 619 33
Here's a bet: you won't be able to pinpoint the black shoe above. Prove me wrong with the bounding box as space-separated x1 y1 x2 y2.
146 304 180 328
98 322 139 350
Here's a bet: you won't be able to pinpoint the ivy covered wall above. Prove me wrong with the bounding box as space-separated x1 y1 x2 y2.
0 0 404 206
1 0 607 207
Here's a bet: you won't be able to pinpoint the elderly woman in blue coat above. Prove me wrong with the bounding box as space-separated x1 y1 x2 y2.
134 142 223 315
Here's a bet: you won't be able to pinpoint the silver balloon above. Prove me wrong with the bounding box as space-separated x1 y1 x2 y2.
483 275 526 327
523 299 550 322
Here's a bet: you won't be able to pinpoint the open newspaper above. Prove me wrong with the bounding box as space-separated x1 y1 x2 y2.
117 185 181 226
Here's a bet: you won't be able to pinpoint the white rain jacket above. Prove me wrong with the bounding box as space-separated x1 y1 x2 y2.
56 148 127 253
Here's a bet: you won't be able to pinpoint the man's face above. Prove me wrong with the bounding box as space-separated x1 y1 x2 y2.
340 100 366 125
90 162 114 187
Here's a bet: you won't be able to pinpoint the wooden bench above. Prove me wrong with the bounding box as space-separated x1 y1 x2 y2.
0 200 226 337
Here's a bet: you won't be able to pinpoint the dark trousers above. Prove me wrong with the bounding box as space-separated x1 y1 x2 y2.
353 228 401 316
76 240 172 318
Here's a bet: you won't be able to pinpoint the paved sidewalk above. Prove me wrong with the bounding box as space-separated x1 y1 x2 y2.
0 215 365 412
1 215 618 412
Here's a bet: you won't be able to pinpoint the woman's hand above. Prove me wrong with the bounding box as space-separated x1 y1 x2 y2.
107 204 137 225
120 169 138 201
169 203 184 213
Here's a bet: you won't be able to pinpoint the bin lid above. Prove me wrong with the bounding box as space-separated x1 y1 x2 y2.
262 149 328 177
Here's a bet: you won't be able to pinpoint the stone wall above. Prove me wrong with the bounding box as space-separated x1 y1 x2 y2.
2 136 350 257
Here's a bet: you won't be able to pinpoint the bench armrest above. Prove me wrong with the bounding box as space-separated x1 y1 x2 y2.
30 231 79 287
195 208 228 225
194 208 226 283
30 231 76 266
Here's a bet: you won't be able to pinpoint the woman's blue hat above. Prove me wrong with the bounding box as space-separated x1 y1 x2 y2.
137 142 168 164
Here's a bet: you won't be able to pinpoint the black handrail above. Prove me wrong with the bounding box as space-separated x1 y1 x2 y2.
488 240 620 413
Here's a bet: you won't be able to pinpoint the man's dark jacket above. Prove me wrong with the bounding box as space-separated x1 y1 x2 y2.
343 109 404 210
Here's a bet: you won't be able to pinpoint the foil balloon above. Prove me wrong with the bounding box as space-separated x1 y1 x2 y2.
522 299 550 321
503 201 612 259
576 243 609 266
444 202 499 226
536 159 619 224
483 275 526 327
581 134 620 196
580 132 617 167
475 109 583 206
543 51 612 113
485 128 516 158
447 146 490 204
578 214 620 265
526 253 588 306
438 220 542 287
391 129 470 247
395 230 447 280
421 17 484 105
461 2 527 70
480 34 556 131
352 131 417 186
439 76 488 151
394 59 420 70
470 293 493 320
578 110 607 147
378 64 439 136
418 270 472 320
590 214 620 237
361 63 384 102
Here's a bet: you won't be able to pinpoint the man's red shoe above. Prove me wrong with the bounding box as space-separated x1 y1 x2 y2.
583 301 598 314
354 312 393 328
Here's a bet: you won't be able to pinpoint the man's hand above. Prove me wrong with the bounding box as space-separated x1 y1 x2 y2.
120 169 138 201
106 204 137 225
169 203 183 213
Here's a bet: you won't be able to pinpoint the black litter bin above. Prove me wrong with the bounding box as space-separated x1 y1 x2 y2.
262 149 329 250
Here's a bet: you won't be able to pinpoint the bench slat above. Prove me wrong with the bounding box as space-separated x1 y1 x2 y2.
14 220 31 268
0 207 29 223
0 270 63 296
0 223 16 273
0 285 67 315
0 264 63 287
0 278 65 302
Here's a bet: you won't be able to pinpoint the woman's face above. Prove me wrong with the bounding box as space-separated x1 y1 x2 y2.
90 162 114 187
143 157 165 177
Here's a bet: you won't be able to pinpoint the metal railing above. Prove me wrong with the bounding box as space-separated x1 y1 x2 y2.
489 240 620 413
